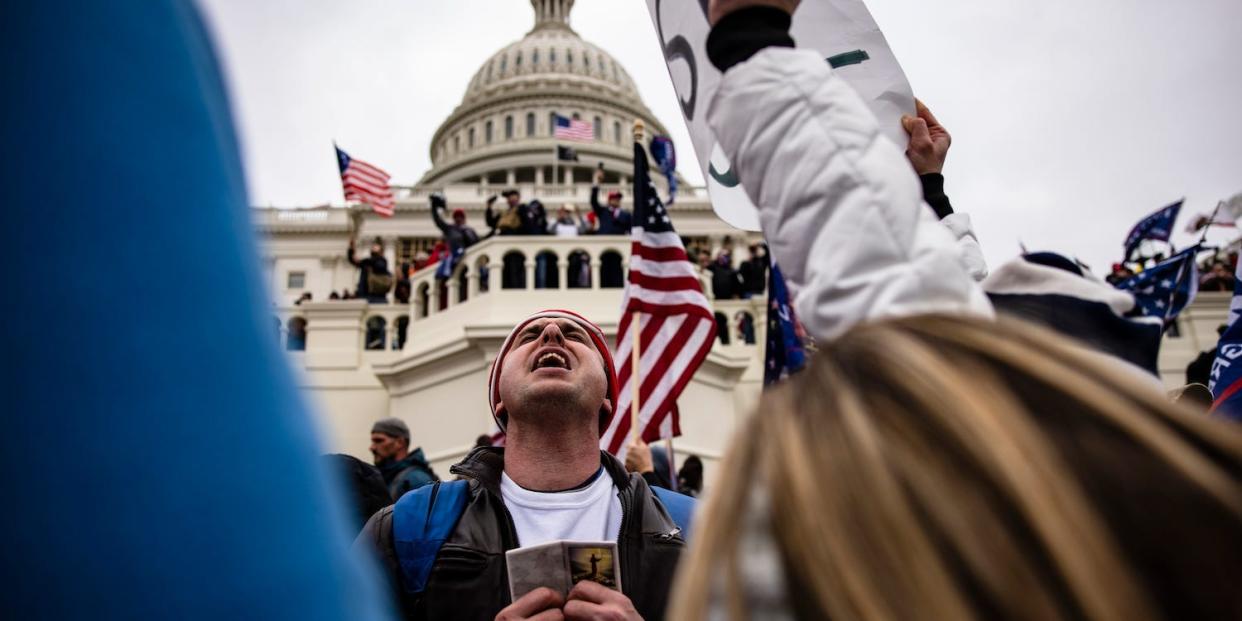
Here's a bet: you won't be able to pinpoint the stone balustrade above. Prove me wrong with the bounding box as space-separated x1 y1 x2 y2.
272 234 769 357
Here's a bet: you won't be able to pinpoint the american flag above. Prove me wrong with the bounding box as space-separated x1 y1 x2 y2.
600 141 714 457
336 146 395 217
553 114 594 142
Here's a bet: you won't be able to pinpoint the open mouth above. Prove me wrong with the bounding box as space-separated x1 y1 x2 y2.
533 350 570 371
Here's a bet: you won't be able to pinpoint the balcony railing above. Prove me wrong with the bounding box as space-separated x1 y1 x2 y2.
273 234 768 356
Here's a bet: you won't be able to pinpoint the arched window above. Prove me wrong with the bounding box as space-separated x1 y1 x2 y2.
593 116 602 140
534 251 559 290
549 112 557 137
485 120 493 144
395 316 409 350
365 316 387 351
468 127 475 148
505 116 514 140
476 255 492 294
502 251 527 289
568 250 591 289
567 49 574 66
600 250 624 289
453 135 460 153
714 312 731 345
286 317 307 351
533 49 540 65
736 312 757 344
550 48 557 64
516 51 523 68
613 121 621 144
526 112 536 137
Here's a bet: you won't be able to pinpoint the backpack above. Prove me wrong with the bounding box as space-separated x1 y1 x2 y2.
391 480 695 594
367 272 393 295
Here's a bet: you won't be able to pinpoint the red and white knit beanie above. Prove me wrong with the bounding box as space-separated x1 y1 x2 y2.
487 309 618 434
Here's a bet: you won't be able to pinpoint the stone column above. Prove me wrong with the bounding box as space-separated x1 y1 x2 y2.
535 166 545 187
591 258 601 290
507 168 516 187
302 300 368 370
526 260 536 290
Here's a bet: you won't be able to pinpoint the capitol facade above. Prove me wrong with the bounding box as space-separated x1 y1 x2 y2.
254 0 1225 478
254 0 766 476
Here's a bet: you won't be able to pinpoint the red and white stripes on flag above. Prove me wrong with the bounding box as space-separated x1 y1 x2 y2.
553 114 594 142
600 141 714 457
335 146 395 217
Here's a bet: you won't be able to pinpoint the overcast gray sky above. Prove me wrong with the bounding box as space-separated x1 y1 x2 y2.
199 0 1242 273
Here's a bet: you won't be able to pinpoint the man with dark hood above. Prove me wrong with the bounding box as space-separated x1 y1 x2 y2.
370 418 437 500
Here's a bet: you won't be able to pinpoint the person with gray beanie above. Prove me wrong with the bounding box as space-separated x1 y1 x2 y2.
369 417 438 500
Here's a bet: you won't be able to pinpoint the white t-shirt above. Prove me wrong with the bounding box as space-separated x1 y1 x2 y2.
500 468 623 548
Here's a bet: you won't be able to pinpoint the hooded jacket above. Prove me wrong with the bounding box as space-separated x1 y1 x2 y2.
378 448 437 500
356 448 686 620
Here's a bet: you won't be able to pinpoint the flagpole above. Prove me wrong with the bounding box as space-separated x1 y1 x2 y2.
1200 200 1225 245
630 118 646 446
631 309 642 445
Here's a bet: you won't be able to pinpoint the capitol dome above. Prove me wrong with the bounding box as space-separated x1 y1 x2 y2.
419 0 671 187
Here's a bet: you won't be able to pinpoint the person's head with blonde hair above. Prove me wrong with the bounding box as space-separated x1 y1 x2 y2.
673 315 1242 620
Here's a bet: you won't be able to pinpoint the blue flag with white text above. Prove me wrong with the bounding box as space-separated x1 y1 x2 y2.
1115 246 1199 321
1124 200 1183 260
765 264 807 385
1209 274 1242 420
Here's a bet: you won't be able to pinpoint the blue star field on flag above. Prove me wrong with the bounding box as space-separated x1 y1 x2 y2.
1124 200 1183 260
764 264 807 385
1115 245 1200 321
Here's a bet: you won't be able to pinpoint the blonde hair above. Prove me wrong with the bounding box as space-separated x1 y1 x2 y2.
672 315 1242 620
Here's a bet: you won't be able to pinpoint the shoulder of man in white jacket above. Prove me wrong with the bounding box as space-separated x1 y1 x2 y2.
707 46 992 342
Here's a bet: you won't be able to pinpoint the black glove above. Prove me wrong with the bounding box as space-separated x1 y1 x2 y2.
429 193 446 210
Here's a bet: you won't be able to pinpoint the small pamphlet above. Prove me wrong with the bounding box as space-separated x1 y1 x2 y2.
505 540 622 600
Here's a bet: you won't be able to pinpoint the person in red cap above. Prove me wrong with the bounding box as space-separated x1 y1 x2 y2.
358 309 692 621
590 168 633 235
429 193 480 256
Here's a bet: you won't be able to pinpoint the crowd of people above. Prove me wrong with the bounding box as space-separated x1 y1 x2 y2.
26 1 1242 620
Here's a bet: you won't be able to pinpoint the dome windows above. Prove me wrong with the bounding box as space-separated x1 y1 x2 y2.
485 120 494 144
505 116 514 140
550 48 557 64
533 49 540 65
567 49 573 66
593 116 601 140
526 113 536 137
516 52 523 68
468 127 475 148
613 121 621 144
548 112 556 136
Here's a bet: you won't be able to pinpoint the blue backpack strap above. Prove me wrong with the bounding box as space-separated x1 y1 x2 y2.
652 486 696 543
391 480 470 594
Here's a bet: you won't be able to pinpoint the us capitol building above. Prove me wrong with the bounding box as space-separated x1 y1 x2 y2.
253 0 1225 478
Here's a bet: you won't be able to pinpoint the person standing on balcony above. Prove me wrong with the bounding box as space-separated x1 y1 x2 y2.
370 418 438 501
590 168 632 234
487 189 532 236
549 203 587 236
347 236 391 304
430 194 480 255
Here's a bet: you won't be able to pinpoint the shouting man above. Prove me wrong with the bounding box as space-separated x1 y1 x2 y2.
357 310 691 620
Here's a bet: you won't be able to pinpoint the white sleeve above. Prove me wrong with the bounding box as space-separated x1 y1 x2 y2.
707 48 992 341
941 212 989 282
